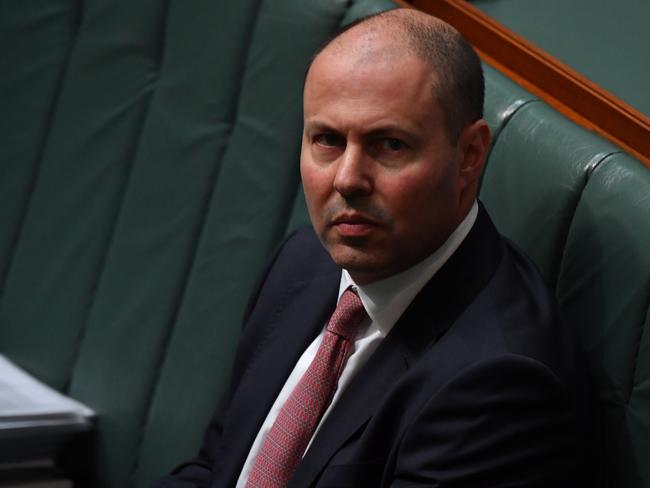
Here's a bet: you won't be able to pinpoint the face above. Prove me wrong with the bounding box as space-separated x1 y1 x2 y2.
301 39 481 285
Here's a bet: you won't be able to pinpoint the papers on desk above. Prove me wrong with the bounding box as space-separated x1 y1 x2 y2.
0 354 94 463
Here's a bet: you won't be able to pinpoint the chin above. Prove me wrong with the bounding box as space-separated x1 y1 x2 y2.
329 246 368 268
327 247 388 284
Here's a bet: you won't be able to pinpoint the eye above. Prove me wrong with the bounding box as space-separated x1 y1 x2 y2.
374 137 409 155
380 138 406 152
314 133 345 149
369 136 412 166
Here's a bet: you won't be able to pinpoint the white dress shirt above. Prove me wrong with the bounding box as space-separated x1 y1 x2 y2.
236 202 478 487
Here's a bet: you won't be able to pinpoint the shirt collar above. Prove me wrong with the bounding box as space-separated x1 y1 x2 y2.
338 200 478 337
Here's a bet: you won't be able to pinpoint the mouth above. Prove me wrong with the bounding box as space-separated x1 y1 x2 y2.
330 213 379 238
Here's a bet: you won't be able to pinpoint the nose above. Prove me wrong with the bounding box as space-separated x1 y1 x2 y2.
333 144 372 198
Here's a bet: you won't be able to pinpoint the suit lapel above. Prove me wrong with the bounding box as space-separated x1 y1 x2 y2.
289 204 504 486
216 267 340 487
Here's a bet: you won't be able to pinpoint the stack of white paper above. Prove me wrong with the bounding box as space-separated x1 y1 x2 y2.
0 354 95 463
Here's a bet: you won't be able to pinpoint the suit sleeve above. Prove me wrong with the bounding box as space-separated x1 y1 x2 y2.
391 355 580 488
150 397 228 487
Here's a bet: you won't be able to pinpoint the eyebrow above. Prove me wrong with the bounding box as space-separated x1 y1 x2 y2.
366 126 415 139
303 120 335 132
304 119 418 138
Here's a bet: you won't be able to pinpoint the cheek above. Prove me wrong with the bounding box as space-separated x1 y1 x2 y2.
384 172 437 210
300 160 331 225
385 169 456 226
301 165 323 203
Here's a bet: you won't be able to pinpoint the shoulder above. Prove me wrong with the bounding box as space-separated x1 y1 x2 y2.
401 207 577 400
240 225 338 327
278 226 330 267
483 237 572 374
258 226 336 290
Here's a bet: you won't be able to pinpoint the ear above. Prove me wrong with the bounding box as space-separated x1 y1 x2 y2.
456 119 491 192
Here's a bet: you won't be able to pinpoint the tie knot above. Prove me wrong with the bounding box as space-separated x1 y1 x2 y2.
327 288 367 340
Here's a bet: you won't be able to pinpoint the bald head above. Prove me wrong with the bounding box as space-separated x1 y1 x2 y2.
307 9 484 142
300 8 492 284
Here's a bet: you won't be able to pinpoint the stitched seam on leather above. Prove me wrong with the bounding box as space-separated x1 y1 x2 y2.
551 150 617 291
486 98 538 160
480 98 538 192
588 151 646 408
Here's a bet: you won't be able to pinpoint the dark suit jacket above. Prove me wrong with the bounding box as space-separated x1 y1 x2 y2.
155 205 590 487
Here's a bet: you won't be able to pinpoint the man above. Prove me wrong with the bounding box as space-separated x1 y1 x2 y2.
155 8 587 487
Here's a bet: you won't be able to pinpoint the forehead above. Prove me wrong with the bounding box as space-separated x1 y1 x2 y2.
304 45 440 132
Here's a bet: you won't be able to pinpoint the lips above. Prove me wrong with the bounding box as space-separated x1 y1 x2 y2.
331 213 378 237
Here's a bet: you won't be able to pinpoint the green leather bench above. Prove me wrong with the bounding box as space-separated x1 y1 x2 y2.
480 66 650 488
1 1 648 487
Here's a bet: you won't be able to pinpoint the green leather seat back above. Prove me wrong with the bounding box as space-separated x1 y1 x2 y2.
0 1 395 487
480 102 617 287
67 1 287 483
0 1 80 297
480 98 650 487
556 153 650 487
482 63 536 144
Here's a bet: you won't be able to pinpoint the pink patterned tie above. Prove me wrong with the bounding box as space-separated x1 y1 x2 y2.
245 288 367 487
